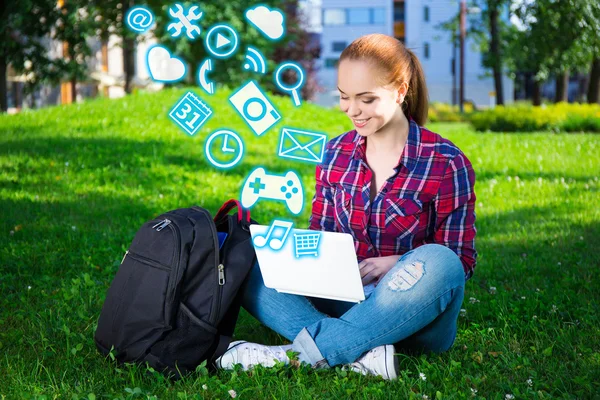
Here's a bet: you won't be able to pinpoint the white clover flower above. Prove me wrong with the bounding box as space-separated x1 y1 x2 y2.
159 193 164 199
471 388 478 396
551 304 558 313
28 286 32 290
505 395 515 400
469 297 480 304
419 372 426 381
228 390 237 398
489 286 497 294
422 395 429 400
532 315 538 320
10 230 14 236
527 378 533 386
202 384 208 390
72 226 77 231
521 296 526 300
460 308 467 317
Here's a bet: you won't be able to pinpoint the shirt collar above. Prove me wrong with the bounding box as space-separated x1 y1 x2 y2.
351 117 421 172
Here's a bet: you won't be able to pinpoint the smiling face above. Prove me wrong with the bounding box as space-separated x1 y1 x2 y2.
337 59 406 137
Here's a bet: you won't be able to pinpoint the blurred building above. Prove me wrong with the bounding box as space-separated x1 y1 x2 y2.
314 0 515 108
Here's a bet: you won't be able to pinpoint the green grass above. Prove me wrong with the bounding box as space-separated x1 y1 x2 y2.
1 87 599 399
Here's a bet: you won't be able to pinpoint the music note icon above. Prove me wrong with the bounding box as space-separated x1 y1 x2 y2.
253 220 294 251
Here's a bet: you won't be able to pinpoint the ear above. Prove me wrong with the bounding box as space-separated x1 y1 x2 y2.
396 82 409 104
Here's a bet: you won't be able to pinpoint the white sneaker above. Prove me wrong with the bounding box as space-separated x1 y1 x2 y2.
346 344 399 380
215 340 293 371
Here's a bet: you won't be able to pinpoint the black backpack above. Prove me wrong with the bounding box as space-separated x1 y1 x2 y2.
94 199 258 377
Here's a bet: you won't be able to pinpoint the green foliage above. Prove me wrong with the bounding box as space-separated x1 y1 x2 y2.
428 102 475 123
469 102 600 132
1 89 599 398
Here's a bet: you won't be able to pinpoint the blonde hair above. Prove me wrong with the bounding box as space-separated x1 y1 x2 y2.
339 33 429 126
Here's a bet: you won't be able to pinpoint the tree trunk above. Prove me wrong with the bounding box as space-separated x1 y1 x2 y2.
0 57 7 112
489 5 504 105
532 79 542 106
71 77 77 103
555 71 569 103
588 57 600 104
121 0 135 94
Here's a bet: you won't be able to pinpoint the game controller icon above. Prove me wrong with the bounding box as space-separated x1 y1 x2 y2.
241 167 304 215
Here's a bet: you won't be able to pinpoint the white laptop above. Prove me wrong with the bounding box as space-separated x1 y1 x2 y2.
250 223 374 303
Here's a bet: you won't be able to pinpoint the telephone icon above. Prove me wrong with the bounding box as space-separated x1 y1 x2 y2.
198 58 215 95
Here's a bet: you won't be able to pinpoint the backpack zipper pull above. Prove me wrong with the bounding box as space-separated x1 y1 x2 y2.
121 250 129 264
218 264 225 285
152 219 171 231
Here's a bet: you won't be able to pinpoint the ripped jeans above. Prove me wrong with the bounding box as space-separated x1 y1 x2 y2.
239 244 466 368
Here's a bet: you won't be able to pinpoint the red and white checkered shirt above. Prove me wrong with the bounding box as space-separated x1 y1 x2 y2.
308 118 477 281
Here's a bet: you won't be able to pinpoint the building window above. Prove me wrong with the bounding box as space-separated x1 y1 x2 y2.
424 43 430 59
323 9 346 25
424 6 430 22
332 41 347 52
372 8 386 24
348 8 370 25
394 3 405 21
325 58 339 68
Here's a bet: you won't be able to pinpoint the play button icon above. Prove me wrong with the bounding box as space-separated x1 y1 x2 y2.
216 33 231 48
206 24 239 59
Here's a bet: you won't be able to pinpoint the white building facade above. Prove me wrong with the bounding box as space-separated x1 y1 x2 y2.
315 0 514 109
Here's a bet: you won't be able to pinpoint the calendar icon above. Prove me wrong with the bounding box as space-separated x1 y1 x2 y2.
168 91 213 136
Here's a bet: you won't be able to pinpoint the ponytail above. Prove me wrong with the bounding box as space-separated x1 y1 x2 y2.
404 49 429 126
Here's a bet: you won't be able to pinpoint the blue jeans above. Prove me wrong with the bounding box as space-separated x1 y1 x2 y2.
239 244 466 368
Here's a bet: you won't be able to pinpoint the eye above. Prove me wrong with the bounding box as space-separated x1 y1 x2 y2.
340 96 349 101
362 99 375 104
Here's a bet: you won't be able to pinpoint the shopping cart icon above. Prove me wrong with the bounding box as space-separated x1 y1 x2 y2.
293 232 321 258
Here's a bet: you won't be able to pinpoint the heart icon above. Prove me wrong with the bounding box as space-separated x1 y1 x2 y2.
146 45 186 82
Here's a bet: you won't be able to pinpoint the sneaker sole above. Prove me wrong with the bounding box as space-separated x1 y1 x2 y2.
216 340 248 369
384 344 399 380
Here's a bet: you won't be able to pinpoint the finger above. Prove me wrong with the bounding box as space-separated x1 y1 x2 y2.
360 263 375 278
358 259 369 269
362 270 379 285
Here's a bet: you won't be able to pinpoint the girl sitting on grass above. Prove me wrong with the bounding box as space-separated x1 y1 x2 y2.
216 33 477 380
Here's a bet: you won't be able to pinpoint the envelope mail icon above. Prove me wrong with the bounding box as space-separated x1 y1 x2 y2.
278 128 327 164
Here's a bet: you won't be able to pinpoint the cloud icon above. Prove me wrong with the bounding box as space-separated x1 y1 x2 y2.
245 5 285 40
146 45 186 82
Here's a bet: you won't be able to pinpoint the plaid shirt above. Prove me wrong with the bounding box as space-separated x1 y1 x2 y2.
308 118 477 281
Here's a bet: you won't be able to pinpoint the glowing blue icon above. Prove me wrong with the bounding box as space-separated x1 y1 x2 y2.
278 127 326 164
205 24 239 59
240 167 304 215
274 61 305 107
244 47 267 74
125 6 155 33
293 232 321 258
146 45 186 82
205 129 244 169
253 220 294 251
198 58 215 95
168 91 213 136
245 5 286 40
229 81 282 136
167 3 203 40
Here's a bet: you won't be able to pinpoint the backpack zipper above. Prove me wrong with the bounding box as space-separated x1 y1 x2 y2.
152 219 171 231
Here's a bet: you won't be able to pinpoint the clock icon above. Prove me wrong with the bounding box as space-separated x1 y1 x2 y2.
205 129 244 169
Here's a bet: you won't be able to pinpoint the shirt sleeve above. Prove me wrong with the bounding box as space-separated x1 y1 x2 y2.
308 163 336 232
433 153 477 280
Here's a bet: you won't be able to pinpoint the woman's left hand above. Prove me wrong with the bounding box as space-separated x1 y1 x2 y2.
358 255 400 286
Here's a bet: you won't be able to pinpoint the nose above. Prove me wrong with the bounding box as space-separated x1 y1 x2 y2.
347 101 361 118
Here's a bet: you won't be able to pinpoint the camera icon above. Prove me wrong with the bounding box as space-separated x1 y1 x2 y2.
229 81 282 136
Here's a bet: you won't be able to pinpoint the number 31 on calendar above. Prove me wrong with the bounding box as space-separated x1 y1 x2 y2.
168 91 213 136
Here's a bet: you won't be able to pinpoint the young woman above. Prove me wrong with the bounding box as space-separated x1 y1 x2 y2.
216 33 477 379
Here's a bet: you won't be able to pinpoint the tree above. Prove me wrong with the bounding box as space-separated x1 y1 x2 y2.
0 1 62 112
53 0 98 102
438 0 512 106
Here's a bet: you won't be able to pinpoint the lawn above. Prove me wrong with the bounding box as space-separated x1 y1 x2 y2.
1 87 599 399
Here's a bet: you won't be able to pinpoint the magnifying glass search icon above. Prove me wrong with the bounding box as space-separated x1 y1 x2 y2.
275 62 305 107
